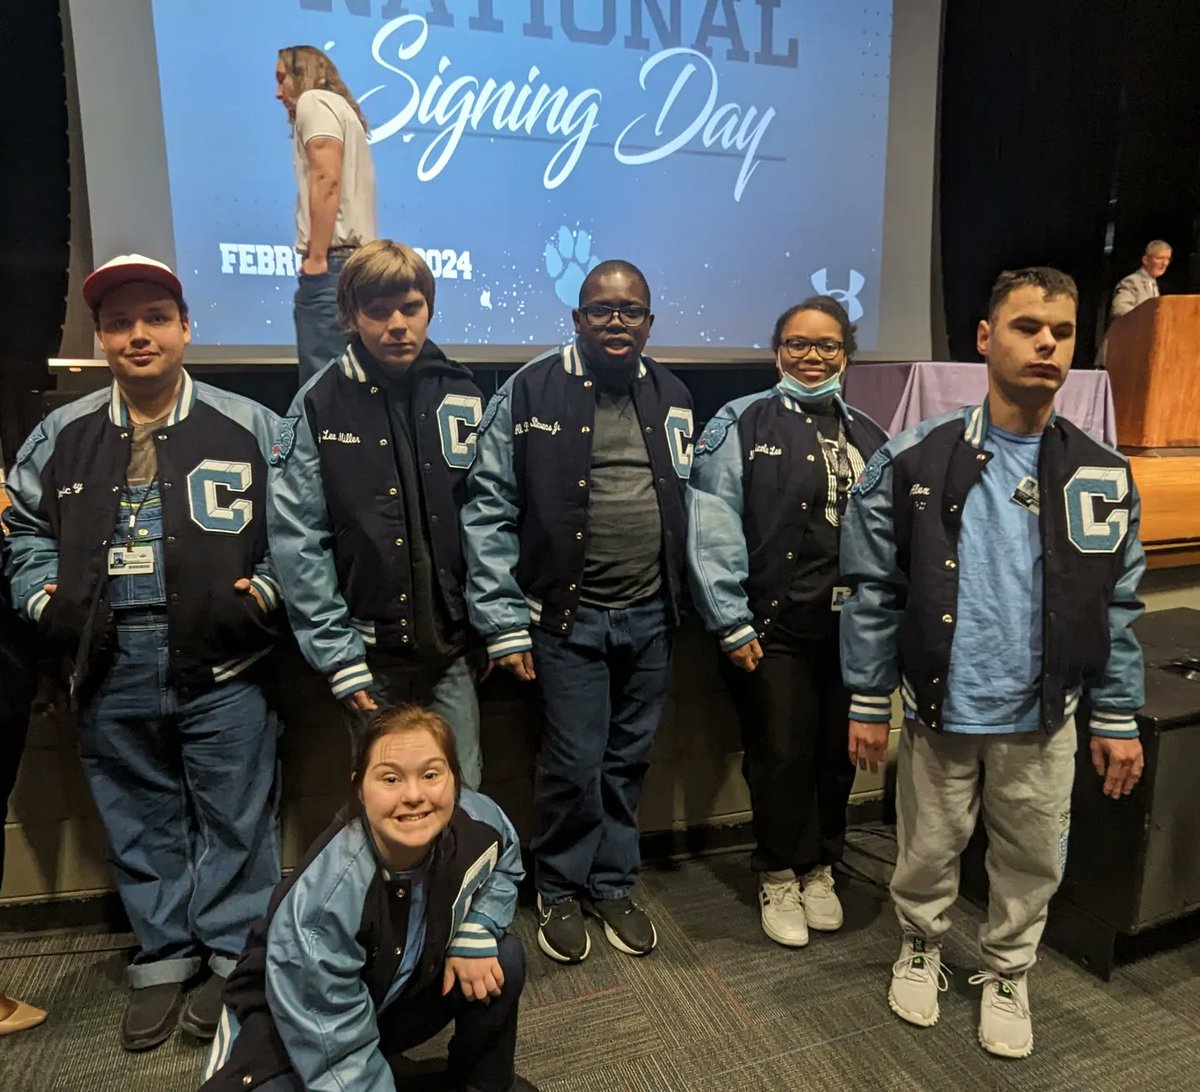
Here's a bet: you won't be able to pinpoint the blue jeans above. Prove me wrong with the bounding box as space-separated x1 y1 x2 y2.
357 651 483 789
78 614 280 987
530 598 672 901
293 250 351 384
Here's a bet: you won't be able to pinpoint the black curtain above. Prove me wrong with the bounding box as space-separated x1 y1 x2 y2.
939 0 1127 364
0 7 69 460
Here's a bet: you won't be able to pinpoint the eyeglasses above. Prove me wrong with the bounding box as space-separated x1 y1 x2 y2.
781 337 843 361
580 304 650 328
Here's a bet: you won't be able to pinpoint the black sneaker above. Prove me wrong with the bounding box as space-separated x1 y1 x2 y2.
121 982 183 1052
511 1078 541 1091
536 894 591 964
179 972 227 1040
582 896 657 956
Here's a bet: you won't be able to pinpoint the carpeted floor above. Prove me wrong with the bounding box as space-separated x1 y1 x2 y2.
4 833 1200 1092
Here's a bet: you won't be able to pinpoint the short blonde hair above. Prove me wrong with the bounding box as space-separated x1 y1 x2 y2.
337 240 436 332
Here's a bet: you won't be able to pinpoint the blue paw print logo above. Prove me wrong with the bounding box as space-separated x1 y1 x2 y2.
544 225 599 307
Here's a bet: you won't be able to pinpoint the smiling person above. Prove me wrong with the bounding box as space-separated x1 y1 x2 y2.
840 267 1145 1058
202 706 538 1092
268 240 486 786
686 297 887 949
3 255 284 1051
275 45 377 382
463 260 694 965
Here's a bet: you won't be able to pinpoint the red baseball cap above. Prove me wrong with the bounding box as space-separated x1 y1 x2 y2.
83 254 184 310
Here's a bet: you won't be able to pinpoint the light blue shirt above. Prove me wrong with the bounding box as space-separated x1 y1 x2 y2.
941 425 1043 733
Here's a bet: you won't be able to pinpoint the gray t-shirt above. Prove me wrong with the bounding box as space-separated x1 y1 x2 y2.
292 89 376 252
580 388 663 609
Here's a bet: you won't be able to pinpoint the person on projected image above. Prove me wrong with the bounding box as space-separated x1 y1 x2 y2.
685 296 888 950
462 261 694 966
840 267 1145 1059
1110 239 1172 320
267 240 486 787
4 255 284 1052
275 45 377 383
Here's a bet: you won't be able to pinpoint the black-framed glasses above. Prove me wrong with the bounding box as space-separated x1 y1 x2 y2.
580 304 650 328
781 337 843 361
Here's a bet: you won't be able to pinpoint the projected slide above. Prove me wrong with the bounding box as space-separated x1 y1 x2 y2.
150 1 893 352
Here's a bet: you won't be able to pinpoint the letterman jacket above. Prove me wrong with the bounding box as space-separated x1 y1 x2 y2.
839 402 1145 738
202 789 523 1091
4 372 282 700
462 341 694 659
687 386 887 652
267 341 483 700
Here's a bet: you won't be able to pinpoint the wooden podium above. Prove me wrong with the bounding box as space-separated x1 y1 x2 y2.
1106 296 1200 448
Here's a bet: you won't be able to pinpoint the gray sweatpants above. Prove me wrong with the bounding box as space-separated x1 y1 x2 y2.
890 717 1077 975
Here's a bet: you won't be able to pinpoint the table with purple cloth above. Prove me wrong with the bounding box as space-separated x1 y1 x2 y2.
842 361 1118 445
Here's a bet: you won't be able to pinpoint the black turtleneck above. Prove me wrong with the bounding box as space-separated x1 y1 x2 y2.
353 338 464 663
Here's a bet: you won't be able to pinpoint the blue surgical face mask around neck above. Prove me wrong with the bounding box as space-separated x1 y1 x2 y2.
777 368 843 402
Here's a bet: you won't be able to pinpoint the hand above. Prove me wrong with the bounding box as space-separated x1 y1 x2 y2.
301 254 328 276
442 955 504 1003
1090 736 1144 799
43 583 57 596
233 577 267 613
470 646 494 683
726 638 763 673
497 651 535 682
848 720 890 772
341 689 378 714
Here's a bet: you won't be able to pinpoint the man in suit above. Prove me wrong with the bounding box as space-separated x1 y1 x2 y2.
1111 240 1172 319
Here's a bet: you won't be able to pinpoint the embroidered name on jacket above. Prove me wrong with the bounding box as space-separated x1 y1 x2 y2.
514 417 561 436
749 443 783 460
57 483 84 498
320 429 362 444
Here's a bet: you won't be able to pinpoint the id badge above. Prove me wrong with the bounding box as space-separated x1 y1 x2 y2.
107 545 155 575
1011 475 1041 515
831 585 851 612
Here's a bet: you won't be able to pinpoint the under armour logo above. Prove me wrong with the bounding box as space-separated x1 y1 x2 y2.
811 268 866 322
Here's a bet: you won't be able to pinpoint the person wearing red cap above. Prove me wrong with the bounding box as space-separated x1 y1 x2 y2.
3 255 285 1052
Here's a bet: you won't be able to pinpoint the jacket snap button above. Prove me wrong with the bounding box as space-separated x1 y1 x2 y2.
800 502 808 510
568 583 577 591
394 538 404 546
394 946 403 956
575 531 583 540
584 380 593 389
242 1077 252 1087
379 438 388 446
111 486 119 492
396 888 406 899
401 619 408 627
157 434 167 441
944 559 956 569
770 600 778 607
949 503 958 512
807 454 815 462
805 417 812 424
578 480 586 487
932 677 940 684
389 488 398 496
786 551 795 560
370 386 379 394
977 453 986 461
563 608 571 616
399 594 407 602
401 636 410 643
941 614 953 623
581 426 591 434
763 617 771 625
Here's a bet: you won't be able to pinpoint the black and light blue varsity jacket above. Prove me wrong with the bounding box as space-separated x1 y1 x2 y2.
462 341 694 658
839 402 1145 739
202 789 523 1091
4 372 282 698
267 342 483 700
687 385 887 652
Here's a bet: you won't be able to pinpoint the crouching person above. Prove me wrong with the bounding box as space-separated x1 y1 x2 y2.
202 706 539 1092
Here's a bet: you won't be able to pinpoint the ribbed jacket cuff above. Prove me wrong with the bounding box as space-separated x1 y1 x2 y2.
249 575 280 611
1088 709 1138 738
330 662 375 701
445 913 501 958
719 623 758 653
487 629 532 660
26 587 52 623
849 693 892 723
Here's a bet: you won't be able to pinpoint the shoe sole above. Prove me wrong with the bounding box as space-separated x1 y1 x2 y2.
177 1011 218 1041
536 925 591 965
805 913 844 932
599 919 657 956
761 917 809 948
121 1023 178 1053
887 988 939 1028
978 1029 1034 1059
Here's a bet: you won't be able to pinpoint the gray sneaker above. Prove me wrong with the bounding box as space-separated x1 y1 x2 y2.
969 970 1033 1058
888 935 948 1027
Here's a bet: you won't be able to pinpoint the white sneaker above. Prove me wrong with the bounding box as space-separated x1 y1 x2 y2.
969 970 1033 1058
799 865 843 931
759 872 809 947
888 936 948 1027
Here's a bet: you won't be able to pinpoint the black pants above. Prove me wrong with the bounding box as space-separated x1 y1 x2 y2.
0 710 30 891
720 635 854 875
380 932 525 1091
